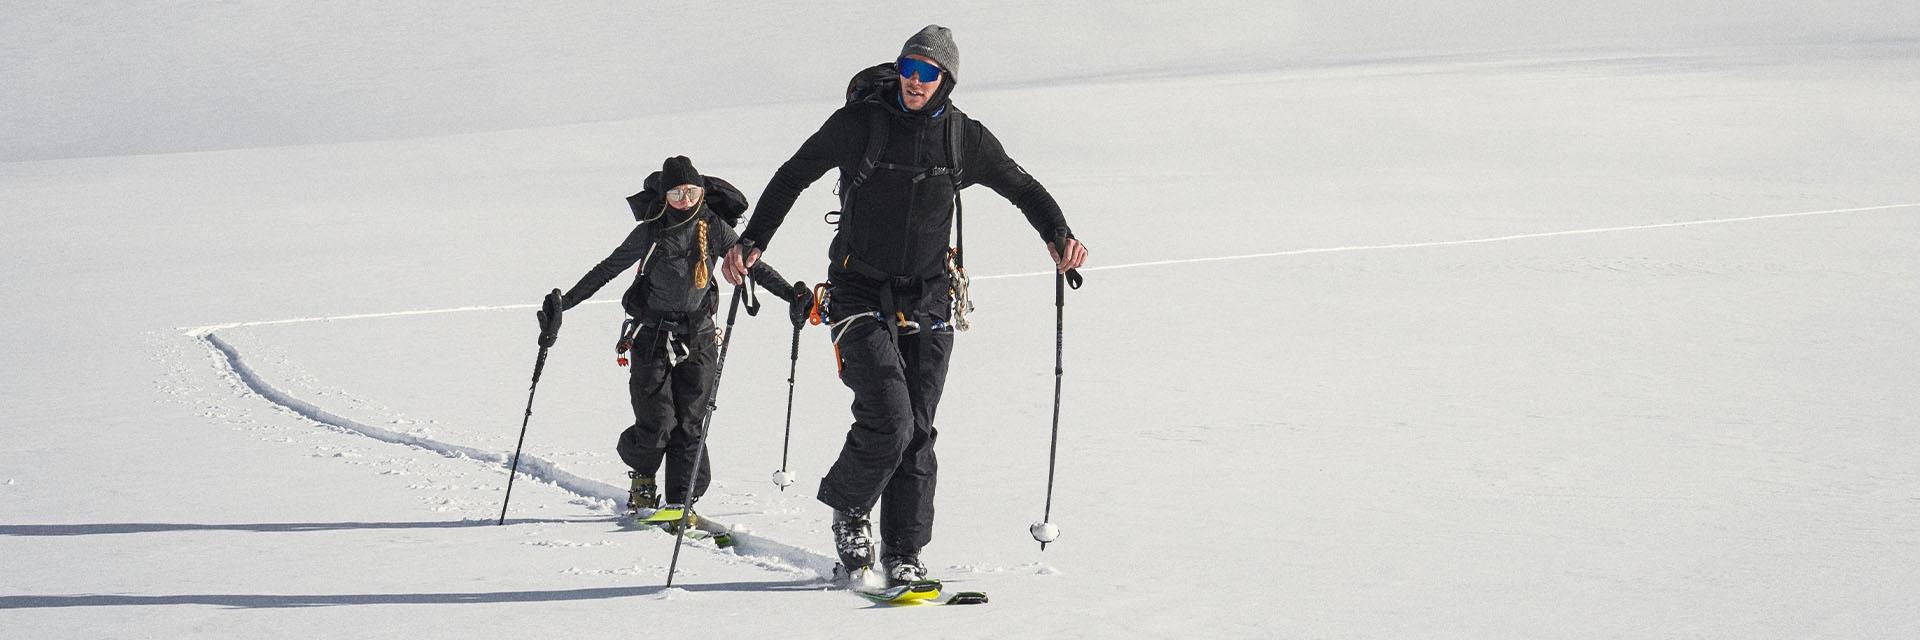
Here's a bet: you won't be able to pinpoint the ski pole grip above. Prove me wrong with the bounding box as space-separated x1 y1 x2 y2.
1051 231 1084 290
537 288 565 347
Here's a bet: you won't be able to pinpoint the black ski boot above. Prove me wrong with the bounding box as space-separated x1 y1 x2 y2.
831 508 875 576
626 472 658 516
883 552 927 585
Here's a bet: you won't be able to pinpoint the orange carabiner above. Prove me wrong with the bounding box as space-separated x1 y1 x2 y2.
808 283 830 326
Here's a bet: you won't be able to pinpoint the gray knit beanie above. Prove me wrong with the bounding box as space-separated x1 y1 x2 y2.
900 25 959 81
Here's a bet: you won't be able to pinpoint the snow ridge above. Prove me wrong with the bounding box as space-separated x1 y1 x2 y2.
199 332 837 577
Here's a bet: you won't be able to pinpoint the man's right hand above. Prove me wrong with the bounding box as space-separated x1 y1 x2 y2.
722 243 762 285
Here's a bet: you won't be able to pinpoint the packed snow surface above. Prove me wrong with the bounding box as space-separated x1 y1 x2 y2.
5 2 1918 638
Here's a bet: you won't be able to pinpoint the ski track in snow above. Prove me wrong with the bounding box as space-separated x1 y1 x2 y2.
198 332 838 579
182 201 1920 334
182 200 1918 584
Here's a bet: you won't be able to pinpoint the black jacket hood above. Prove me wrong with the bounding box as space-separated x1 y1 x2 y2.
872 75 957 119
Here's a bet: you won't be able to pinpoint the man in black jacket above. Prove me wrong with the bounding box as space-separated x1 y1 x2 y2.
548 156 796 522
722 25 1088 584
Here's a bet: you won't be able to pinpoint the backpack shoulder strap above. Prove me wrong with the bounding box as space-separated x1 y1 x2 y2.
945 109 968 186
844 108 890 197
946 110 969 270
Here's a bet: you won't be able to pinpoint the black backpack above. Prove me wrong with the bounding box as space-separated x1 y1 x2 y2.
844 62 899 105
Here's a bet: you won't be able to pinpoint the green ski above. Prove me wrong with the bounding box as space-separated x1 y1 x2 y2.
855 578 942 604
837 566 989 606
626 505 735 549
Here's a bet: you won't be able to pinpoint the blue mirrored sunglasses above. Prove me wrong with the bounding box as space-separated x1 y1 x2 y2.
896 57 943 83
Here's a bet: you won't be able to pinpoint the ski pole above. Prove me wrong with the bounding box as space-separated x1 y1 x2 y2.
665 285 750 588
1034 236 1081 549
500 289 565 526
773 318 802 491
498 344 552 525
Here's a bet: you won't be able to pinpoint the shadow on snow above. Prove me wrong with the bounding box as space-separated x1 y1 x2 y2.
0 580 828 610
0 517 613 537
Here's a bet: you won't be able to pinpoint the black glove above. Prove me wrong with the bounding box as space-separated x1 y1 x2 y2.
788 282 812 327
536 288 564 348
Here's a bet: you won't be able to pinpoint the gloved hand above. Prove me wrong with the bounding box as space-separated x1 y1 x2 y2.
788 282 812 327
537 288 565 348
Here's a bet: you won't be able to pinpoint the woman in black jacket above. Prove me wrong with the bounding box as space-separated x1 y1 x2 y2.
549 155 796 519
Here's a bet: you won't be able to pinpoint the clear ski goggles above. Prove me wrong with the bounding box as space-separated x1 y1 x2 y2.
665 185 703 205
896 57 943 83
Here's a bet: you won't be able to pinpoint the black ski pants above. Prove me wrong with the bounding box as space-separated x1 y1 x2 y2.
817 276 953 557
618 327 715 504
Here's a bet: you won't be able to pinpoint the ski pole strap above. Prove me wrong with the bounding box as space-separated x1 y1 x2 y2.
742 279 762 317
1052 232 1084 290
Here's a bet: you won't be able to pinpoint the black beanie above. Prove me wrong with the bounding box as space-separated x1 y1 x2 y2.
661 156 703 190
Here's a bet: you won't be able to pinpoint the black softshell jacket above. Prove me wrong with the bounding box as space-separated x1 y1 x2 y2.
562 204 739 334
742 87 1071 280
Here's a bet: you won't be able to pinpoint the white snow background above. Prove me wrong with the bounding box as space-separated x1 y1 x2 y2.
5 2 1919 638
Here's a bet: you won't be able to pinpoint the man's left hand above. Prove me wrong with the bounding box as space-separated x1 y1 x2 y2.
1048 237 1088 273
